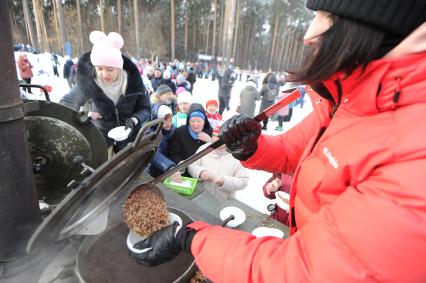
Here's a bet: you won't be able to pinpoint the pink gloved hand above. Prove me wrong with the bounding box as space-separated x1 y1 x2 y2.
88 111 102 120
200 170 215 182
215 176 225 187
265 178 282 194
170 172 183 183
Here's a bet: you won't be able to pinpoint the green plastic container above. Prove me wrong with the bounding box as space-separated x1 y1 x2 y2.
163 176 198 196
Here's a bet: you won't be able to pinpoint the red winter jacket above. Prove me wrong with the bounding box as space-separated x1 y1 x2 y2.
189 27 426 282
17 56 33 79
263 173 292 225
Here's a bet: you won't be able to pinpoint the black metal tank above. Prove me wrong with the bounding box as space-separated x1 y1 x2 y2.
0 3 41 262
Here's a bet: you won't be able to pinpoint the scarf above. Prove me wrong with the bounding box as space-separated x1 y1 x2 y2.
188 127 199 140
95 69 128 105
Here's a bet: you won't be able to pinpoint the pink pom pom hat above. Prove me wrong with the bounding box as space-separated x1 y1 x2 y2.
89 31 124 69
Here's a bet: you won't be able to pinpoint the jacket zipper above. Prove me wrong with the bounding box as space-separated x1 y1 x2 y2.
291 80 342 230
114 96 123 126
114 107 120 126
330 80 342 118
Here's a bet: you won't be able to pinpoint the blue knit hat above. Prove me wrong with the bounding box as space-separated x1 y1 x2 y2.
189 111 205 120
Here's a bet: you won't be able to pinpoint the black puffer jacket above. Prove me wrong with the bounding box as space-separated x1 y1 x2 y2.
218 68 234 98
168 103 213 176
63 59 74 78
60 52 151 130
259 74 278 112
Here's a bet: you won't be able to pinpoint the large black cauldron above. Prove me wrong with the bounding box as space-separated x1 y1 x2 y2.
76 207 196 283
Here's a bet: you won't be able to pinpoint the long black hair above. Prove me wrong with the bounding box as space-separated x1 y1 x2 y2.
291 15 386 84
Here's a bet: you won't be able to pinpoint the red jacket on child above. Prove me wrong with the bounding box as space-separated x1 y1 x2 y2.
263 173 292 225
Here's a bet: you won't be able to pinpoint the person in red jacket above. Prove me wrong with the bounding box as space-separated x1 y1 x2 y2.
263 173 292 225
17 53 33 93
130 1 426 282
205 99 222 130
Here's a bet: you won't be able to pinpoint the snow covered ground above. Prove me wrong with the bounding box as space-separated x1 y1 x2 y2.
15 52 70 103
17 52 313 214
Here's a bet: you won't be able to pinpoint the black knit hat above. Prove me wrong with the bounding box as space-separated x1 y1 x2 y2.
306 0 426 36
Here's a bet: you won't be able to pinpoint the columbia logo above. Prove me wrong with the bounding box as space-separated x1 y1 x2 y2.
323 147 339 169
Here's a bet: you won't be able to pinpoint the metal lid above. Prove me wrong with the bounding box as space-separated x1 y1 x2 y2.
27 119 164 253
24 100 108 203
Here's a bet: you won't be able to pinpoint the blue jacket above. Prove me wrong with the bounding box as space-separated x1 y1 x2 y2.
150 127 175 177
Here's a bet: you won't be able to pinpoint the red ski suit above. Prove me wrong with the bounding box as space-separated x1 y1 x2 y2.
188 25 426 283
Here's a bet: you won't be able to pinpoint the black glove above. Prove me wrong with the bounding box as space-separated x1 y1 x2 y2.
219 114 261 161
130 222 196 266
124 118 136 136
75 111 92 125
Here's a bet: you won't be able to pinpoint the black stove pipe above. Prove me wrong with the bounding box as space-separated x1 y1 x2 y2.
0 3 41 261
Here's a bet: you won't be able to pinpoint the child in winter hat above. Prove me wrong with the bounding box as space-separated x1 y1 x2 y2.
172 91 193 128
205 99 222 130
157 104 173 120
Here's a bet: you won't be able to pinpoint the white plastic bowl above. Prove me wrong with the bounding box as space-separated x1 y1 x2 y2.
275 191 290 212
107 126 131 142
252 227 284 238
127 212 182 254
219 206 246 228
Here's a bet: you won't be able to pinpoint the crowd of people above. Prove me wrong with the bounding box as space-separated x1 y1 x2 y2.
53 30 296 204
15 28 307 209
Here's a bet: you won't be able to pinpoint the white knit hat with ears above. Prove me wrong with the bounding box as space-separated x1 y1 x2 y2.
177 91 193 104
89 31 124 69
157 105 173 120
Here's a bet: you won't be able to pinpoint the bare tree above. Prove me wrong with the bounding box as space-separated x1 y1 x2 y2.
231 0 240 61
170 0 175 60
224 0 236 65
268 8 280 71
212 0 218 56
10 0 312 70
235 17 244 66
52 0 61 51
100 0 105 32
117 0 122 34
192 17 196 49
32 0 43 50
218 0 225 57
55 0 66 54
277 34 286 71
40 7 50 52
31 0 50 52
76 0 84 54
22 0 37 49
242 13 254 69
184 0 188 59
134 0 139 58
205 20 210 54
220 1 227 59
